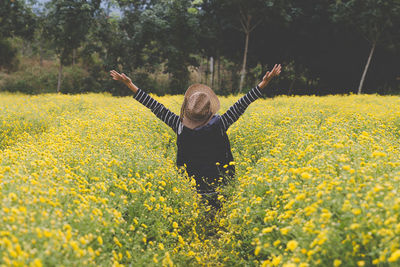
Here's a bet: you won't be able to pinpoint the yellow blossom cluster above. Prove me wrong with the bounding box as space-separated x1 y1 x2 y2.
216 94 400 266
0 92 399 266
0 93 208 266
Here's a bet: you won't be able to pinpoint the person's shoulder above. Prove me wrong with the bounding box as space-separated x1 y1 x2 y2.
206 115 226 133
209 114 221 125
194 115 222 131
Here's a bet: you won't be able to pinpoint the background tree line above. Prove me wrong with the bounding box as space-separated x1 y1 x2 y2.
0 0 399 96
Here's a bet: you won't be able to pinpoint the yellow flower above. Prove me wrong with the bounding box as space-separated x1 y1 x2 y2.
126 251 131 259
271 255 282 266
113 237 122 248
372 151 387 157
388 249 400 262
352 208 362 215
333 259 342 267
301 172 311 179
287 240 298 251
162 252 173 267
273 240 281 247
262 227 274 234
30 259 43 267
280 227 290 235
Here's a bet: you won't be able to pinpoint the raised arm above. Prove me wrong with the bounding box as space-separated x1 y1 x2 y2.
220 64 281 131
110 70 139 94
110 70 180 133
257 64 282 90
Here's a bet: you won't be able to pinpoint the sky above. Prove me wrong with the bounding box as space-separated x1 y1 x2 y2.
30 0 121 16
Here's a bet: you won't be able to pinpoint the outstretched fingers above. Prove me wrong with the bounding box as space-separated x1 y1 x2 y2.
263 64 281 80
258 64 282 89
277 64 282 74
110 70 121 80
271 64 281 76
110 70 128 82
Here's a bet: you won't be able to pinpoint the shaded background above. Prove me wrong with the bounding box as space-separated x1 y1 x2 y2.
0 0 399 96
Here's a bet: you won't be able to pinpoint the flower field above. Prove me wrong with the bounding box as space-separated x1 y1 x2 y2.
0 92 400 266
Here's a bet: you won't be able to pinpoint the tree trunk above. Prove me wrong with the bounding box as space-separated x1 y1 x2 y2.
288 66 296 95
358 41 376 95
239 29 250 93
217 54 221 91
21 41 26 56
198 57 204 83
39 43 43 67
205 57 209 86
72 49 76 65
57 63 63 93
210 56 214 88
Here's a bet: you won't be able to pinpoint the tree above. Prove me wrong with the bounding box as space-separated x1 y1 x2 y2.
332 0 400 94
45 0 101 92
158 0 200 93
0 0 36 68
217 0 269 92
236 1 266 92
198 0 238 92
116 0 200 93
79 5 132 95
201 0 289 93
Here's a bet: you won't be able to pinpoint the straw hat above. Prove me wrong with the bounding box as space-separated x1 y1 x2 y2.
180 84 220 129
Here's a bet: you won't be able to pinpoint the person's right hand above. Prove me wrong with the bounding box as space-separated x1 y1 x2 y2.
110 70 132 85
110 70 139 93
258 64 282 89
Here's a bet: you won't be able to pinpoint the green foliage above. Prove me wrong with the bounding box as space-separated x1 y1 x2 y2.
0 0 36 69
330 0 400 94
2 0 400 95
113 0 200 93
0 0 36 40
332 0 400 45
0 61 98 94
1 62 58 94
0 39 18 70
44 0 101 65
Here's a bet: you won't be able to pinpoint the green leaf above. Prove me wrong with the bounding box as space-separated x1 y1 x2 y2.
187 7 198 14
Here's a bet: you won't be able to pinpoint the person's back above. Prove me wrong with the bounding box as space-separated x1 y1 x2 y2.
110 64 281 210
177 115 235 194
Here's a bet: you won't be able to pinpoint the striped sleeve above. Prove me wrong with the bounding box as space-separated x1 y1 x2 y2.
220 86 263 131
134 89 181 133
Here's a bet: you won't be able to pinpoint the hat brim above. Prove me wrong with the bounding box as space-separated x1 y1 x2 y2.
182 115 214 129
182 84 220 129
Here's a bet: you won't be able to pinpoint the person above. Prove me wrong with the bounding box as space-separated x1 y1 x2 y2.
110 64 281 210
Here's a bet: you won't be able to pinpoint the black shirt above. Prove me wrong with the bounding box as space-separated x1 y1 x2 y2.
134 86 263 193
